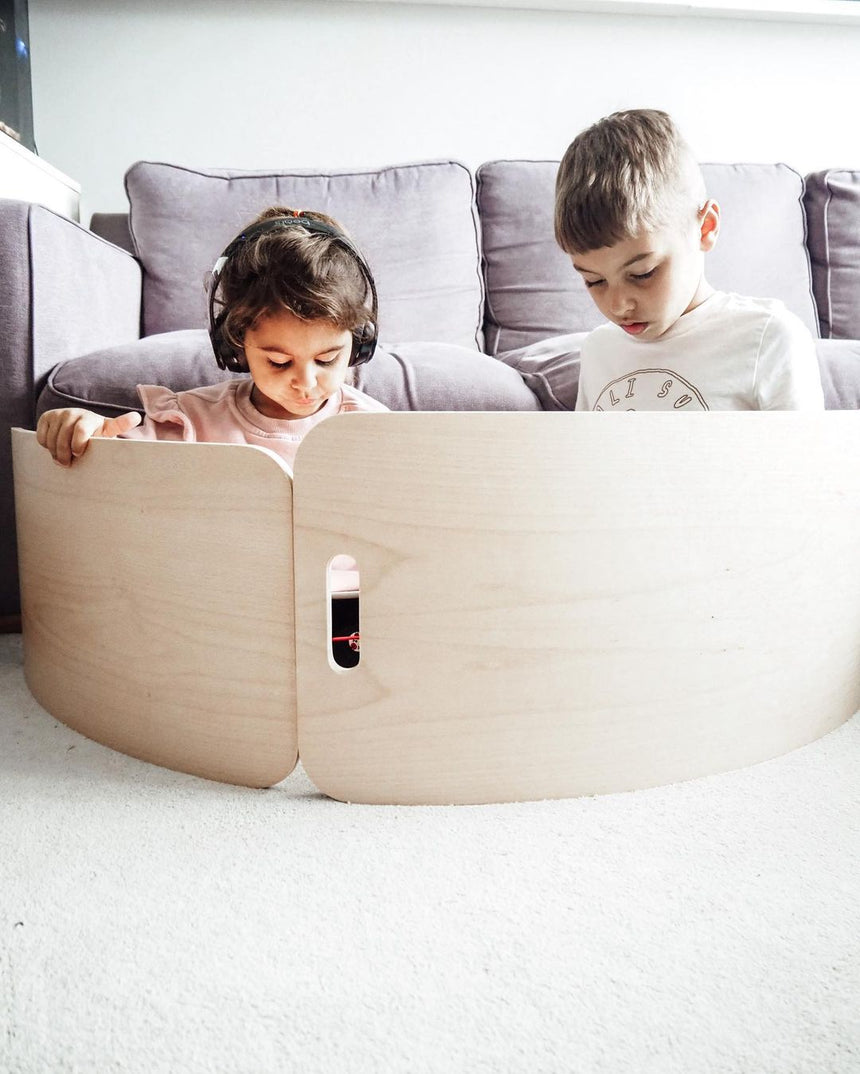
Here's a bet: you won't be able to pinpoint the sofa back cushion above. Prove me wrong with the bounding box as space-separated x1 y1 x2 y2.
125 160 484 349
478 160 819 355
804 170 860 340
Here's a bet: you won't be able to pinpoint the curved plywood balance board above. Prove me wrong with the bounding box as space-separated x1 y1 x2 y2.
12 431 297 787
293 412 860 805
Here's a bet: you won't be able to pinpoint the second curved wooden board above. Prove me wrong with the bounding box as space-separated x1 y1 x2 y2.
293 412 860 805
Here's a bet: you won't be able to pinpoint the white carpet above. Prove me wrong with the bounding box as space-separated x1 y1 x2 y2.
1 632 858 1074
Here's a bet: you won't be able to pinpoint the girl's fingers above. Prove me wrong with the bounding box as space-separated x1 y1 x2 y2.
69 413 104 460
35 413 50 448
40 412 65 462
101 411 142 438
37 408 142 466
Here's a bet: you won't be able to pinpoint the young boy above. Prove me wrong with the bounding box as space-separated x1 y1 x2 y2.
554 109 825 411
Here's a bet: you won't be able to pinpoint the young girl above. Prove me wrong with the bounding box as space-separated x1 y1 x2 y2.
36 206 388 468
36 207 384 665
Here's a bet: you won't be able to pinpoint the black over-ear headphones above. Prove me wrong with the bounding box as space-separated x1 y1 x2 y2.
208 213 379 373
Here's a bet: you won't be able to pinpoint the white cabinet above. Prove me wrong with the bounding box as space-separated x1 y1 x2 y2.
0 130 80 220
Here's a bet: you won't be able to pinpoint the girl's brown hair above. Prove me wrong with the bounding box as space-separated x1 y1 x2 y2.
214 207 375 353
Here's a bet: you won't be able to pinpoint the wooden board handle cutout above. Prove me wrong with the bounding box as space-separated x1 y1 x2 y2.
293 412 860 805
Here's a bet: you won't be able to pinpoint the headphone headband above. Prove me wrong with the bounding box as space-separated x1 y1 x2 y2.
215 214 344 268
208 212 378 373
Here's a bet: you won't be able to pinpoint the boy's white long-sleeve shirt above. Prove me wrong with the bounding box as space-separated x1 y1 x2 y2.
575 291 825 412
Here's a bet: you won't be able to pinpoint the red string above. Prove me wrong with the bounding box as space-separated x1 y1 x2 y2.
332 631 360 653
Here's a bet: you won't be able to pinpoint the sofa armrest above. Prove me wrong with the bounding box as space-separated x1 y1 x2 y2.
0 199 142 619
26 204 142 389
1 200 142 415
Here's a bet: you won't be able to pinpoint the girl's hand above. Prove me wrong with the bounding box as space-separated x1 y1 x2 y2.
36 408 143 467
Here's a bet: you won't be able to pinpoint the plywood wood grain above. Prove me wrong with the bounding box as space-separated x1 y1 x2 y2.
293 412 860 804
13 431 296 787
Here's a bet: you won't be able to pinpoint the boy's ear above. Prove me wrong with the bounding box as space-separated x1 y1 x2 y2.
698 199 720 252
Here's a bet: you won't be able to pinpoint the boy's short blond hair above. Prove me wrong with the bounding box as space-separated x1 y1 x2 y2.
554 109 706 255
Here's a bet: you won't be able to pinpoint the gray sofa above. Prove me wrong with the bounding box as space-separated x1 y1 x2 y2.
2 159 859 622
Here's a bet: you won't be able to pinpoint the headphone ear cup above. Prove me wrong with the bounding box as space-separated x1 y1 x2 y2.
350 321 378 366
210 310 248 373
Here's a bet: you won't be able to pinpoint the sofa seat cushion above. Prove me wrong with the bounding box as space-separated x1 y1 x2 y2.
125 160 484 350
37 331 540 419
804 170 860 340
37 331 234 417
478 161 819 355
496 332 586 411
352 342 540 412
496 334 858 411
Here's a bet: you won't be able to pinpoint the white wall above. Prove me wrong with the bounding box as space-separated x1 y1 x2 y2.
27 0 860 222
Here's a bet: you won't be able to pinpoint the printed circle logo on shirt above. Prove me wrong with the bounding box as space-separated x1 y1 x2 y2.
592 369 709 412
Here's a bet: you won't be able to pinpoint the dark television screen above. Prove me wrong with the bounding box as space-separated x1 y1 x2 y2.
0 0 34 152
